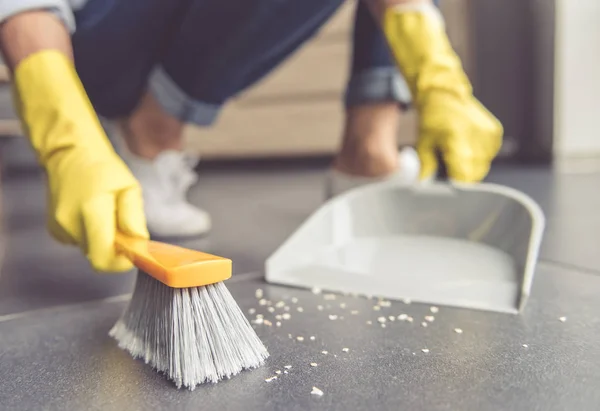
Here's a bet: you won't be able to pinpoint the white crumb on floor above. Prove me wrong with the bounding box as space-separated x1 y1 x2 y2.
312 287 322 294
430 306 439 313
297 307 304 312
351 310 359 315
268 307 275 313
288 334 293 339
324 294 337 301
284 371 288 374
388 316 396 322
379 300 391 307
282 313 291 320
366 321 372 325
454 328 463 334
256 314 264 319
421 348 429 353
310 363 318 367
522 344 528 348
377 316 387 323
255 289 264 299
321 350 328 354
398 314 408 321
263 320 272 326
329 315 338 320
265 376 277 382
275 370 282 375
253 318 264 325
297 336 304 342
275 315 282 320
276 322 282 327
311 386 324 396
381 324 387 328
421 322 428 327
292 297 299 303
403 298 412 304
407 317 414 323
342 348 349 352
317 305 324 311
310 336 316 341
258 299 267 306
275 301 286 308
284 365 292 369
284 306 290 312
425 315 435 322
373 306 381 311
340 303 347 309
248 308 256 315
559 316 567 322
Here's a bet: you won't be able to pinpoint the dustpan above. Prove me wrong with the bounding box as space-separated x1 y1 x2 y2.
265 181 545 314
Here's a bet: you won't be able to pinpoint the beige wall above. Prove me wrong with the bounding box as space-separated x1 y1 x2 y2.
553 0 600 158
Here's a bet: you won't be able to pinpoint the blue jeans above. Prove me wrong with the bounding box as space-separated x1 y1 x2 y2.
71 0 422 126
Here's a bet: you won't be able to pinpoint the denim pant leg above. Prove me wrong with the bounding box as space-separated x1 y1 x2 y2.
345 0 440 109
72 0 190 119
149 0 345 126
72 0 344 125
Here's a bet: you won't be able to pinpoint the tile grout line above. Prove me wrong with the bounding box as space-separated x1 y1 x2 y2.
0 271 264 324
0 293 132 324
2 262 598 324
538 259 600 276
228 271 264 283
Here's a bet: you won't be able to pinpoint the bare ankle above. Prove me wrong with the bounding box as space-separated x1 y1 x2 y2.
121 91 184 160
334 103 401 177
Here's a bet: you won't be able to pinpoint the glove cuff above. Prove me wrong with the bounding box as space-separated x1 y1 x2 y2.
12 50 114 165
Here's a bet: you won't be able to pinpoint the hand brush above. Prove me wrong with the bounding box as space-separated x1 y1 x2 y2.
110 232 269 390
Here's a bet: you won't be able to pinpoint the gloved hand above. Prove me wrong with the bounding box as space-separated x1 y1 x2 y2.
382 4 503 183
12 50 149 272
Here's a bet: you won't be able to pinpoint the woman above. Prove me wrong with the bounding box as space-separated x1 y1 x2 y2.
0 0 502 272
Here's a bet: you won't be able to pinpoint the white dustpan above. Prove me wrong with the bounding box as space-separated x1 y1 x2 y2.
265 181 545 314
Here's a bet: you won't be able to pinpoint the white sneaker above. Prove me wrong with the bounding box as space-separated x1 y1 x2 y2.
325 146 421 199
121 149 212 238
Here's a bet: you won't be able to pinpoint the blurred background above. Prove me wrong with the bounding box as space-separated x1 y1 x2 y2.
1 0 597 171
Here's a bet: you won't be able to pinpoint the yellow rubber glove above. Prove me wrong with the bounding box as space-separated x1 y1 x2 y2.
12 50 148 272
383 5 503 183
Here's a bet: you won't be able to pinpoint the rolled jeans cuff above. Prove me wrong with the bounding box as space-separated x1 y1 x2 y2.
344 67 412 109
148 66 222 126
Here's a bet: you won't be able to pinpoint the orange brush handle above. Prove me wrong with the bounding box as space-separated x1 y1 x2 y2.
115 232 232 288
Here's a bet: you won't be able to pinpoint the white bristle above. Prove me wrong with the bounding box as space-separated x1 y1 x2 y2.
109 272 269 390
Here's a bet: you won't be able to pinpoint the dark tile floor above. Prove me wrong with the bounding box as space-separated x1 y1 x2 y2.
1 162 600 410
